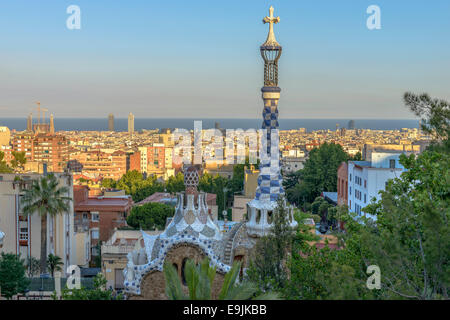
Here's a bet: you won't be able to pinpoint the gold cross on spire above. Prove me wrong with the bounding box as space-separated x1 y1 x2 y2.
262 6 280 47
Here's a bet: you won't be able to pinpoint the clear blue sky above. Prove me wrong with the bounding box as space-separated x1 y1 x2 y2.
0 0 449 119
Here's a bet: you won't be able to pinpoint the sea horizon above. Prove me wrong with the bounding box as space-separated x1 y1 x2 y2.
0 118 420 132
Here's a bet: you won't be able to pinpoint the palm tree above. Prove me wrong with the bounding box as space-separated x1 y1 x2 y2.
47 254 64 277
21 174 71 274
164 257 279 300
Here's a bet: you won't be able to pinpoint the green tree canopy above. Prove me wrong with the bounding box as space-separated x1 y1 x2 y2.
0 151 13 173
47 254 64 278
284 142 350 205
0 253 30 299
126 202 175 230
11 151 27 170
404 92 449 153
362 150 449 299
165 172 185 194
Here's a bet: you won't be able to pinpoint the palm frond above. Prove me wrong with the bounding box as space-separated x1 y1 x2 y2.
163 261 187 300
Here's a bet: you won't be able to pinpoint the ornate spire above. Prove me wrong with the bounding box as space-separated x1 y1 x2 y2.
184 165 200 195
262 6 281 48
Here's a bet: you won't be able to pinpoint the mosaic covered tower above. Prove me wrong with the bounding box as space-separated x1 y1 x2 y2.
247 6 297 237
123 166 230 297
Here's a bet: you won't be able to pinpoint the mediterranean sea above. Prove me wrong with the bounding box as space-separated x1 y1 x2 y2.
0 118 420 132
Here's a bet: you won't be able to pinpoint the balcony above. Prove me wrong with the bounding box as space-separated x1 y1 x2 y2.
101 244 135 255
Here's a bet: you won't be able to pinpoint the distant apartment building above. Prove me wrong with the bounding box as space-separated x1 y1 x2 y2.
362 143 420 161
281 156 306 174
11 131 70 172
108 114 115 131
32 133 69 172
347 149 419 220
73 185 132 265
128 113 135 135
204 163 234 179
0 126 11 147
0 173 76 274
159 131 175 147
129 151 141 172
11 132 34 162
71 150 127 180
134 144 170 177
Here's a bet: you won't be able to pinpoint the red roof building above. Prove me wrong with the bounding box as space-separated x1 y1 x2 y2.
74 185 133 265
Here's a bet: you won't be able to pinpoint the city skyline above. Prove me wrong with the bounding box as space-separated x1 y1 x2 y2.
1 1 449 119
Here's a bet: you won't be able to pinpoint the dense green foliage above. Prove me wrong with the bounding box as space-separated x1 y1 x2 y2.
267 150 449 300
404 92 449 153
0 253 30 299
47 254 64 277
250 93 450 300
102 170 185 202
21 174 72 274
284 142 351 207
164 257 278 300
127 202 175 230
0 150 13 173
362 151 449 299
11 151 27 170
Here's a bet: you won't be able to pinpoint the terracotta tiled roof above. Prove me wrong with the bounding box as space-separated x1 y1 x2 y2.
75 197 132 212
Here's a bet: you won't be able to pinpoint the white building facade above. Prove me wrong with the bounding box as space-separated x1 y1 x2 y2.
348 151 408 220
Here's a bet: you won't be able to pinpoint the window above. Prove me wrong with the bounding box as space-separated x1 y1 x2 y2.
19 228 28 240
364 180 367 188
349 187 352 195
91 212 99 222
364 194 367 203
350 174 352 181
91 229 99 239
389 159 396 169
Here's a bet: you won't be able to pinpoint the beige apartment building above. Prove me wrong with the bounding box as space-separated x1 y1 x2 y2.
0 173 76 274
231 166 259 222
